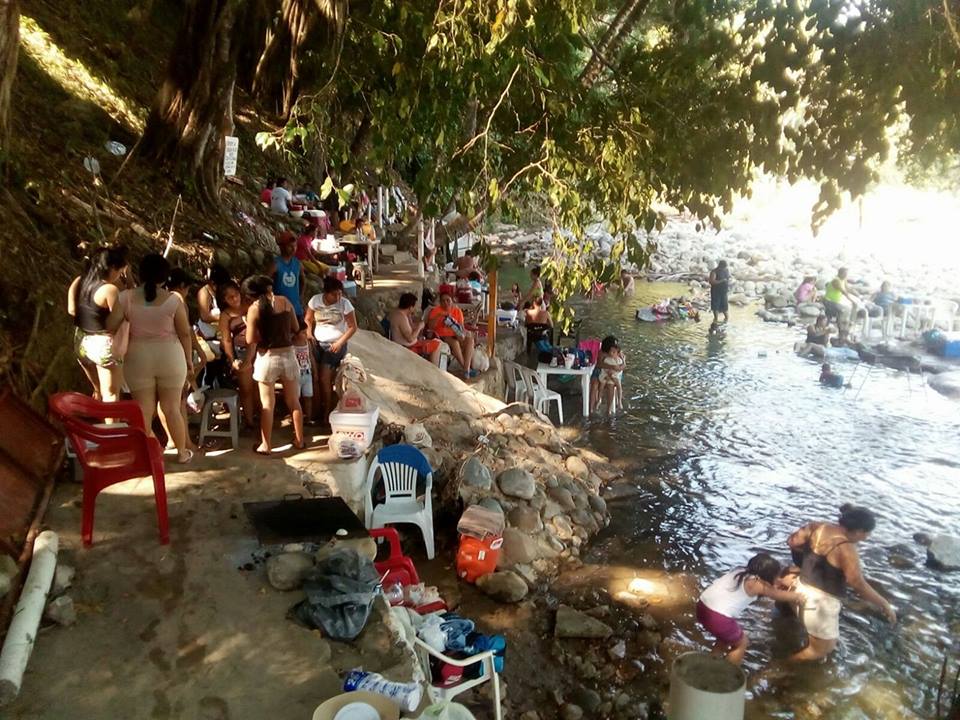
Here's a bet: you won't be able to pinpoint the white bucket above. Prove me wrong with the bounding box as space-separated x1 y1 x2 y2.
667 652 745 720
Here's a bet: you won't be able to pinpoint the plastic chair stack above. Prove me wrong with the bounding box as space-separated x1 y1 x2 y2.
364 444 435 559
49 392 169 547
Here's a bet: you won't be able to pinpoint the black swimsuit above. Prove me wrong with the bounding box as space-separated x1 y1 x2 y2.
794 539 850 597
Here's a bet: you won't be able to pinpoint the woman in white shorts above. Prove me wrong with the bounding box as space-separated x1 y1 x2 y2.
786 503 897 660
242 275 304 454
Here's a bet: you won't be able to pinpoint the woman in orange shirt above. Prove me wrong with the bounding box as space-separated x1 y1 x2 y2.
426 287 477 378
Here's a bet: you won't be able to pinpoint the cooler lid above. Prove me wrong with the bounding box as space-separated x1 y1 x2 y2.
457 504 505 539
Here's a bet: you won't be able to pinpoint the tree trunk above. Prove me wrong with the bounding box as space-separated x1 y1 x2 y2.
579 0 651 89
237 0 276 90
253 0 316 118
0 0 19 158
140 0 241 208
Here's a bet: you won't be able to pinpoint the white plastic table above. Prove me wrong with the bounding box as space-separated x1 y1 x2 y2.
340 235 381 273
896 303 936 339
536 363 595 420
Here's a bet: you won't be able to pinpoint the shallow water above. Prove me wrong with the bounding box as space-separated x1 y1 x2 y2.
566 282 960 719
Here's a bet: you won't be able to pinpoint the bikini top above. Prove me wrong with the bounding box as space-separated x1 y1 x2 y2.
796 534 850 597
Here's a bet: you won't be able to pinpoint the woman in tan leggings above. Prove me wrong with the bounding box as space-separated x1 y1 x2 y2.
108 254 195 463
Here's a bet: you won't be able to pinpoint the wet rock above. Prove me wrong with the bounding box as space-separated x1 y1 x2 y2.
560 704 584 720
476 571 529 603
587 494 607 515
508 506 543 532
565 456 589 479
929 371 960 400
500 528 540 566
927 535 960 570
462 456 493 489
555 605 613 639
548 486 577 511
52 564 76 597
266 551 315 590
913 532 932 547
44 595 77 626
498 468 536 500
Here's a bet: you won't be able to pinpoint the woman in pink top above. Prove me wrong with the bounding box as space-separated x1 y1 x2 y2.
108 254 195 463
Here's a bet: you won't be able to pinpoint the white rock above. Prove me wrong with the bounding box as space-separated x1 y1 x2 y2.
928 535 960 570
44 595 77 626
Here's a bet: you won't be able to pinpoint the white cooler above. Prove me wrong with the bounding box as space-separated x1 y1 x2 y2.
329 406 380 451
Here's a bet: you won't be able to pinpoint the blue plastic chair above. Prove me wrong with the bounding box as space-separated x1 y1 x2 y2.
364 444 435 559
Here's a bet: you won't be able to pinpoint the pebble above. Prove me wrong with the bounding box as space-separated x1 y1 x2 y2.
560 704 584 720
44 595 77 626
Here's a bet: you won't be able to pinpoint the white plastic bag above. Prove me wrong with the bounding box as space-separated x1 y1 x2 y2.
403 423 433 448
471 347 490 373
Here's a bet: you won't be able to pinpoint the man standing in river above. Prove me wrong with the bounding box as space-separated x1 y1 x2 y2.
709 259 730 324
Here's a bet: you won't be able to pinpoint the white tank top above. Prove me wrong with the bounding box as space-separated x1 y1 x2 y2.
699 569 755 618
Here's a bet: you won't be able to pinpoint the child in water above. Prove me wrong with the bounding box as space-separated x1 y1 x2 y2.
598 341 625 413
819 363 845 388
697 553 803 665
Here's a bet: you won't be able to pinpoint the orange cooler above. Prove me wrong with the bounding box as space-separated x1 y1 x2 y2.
456 534 504 582
455 505 505 583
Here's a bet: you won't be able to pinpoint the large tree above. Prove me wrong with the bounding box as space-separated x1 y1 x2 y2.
139 0 243 208
0 0 18 159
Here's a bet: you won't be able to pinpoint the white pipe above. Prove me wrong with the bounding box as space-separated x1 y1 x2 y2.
418 222 425 278
0 531 59 706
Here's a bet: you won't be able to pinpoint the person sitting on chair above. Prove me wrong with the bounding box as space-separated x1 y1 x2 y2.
389 293 443 366
426 286 476 377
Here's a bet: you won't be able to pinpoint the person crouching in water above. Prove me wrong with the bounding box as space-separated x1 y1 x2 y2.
697 553 803 665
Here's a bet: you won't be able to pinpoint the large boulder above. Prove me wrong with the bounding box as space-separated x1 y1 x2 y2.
498 468 536 500
499 528 540 566
929 372 960 401
462 456 493 490
555 605 613 639
476 571 529 603
927 535 960 570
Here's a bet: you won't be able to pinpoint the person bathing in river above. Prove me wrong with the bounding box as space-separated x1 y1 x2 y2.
697 553 803 665
786 504 897 661
598 341 625 414
708 260 730 324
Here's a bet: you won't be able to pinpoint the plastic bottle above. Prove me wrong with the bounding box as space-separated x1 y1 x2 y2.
342 670 423 712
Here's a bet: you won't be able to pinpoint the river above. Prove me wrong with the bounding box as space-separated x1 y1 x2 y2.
561 282 960 719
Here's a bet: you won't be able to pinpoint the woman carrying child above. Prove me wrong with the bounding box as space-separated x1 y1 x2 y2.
218 280 257 429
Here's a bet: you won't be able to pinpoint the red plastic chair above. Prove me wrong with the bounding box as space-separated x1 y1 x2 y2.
48 392 169 547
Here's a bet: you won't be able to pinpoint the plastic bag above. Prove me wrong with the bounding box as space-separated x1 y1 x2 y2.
329 432 362 459
404 423 433 448
292 548 379 640
416 702 478 720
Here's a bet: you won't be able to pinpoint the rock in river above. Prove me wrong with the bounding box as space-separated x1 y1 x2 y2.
477 571 529 603
555 605 613 639
498 468 536 499
927 535 960 570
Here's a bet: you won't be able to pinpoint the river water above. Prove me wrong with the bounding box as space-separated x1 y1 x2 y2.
563 282 960 719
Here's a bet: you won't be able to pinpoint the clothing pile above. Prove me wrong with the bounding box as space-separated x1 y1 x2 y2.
636 297 702 323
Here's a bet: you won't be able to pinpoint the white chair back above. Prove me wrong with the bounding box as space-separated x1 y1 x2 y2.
381 461 419 501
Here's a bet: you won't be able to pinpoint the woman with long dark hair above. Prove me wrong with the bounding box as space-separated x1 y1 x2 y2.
218 280 256 428
67 245 130 401
242 275 304 454
107 254 195 463
787 503 897 660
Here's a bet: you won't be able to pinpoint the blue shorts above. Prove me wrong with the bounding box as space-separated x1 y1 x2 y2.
315 342 347 368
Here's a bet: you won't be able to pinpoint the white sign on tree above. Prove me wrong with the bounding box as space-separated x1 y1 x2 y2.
223 136 239 177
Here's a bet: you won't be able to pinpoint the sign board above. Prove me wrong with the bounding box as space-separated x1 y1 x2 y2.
223 136 239 177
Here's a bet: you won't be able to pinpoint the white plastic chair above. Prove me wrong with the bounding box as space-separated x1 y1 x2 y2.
439 342 451 373
364 444 435 559
390 607 502 720
504 361 527 403
519 366 563 424
930 299 959 331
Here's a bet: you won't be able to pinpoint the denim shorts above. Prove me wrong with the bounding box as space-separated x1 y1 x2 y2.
315 342 347 368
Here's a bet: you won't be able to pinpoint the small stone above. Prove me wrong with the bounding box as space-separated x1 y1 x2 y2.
500 528 540 566
476 571 529 603
571 687 602 714
51 564 76 597
615 692 632 710
266 551 315 590
462 456 493 489
555 605 613 639
552 516 575 541
498 468 536 500
565 455 589 479
608 639 627 660
548 486 576 511
638 613 659 631
0 555 18 598
560 704 584 720
44 595 77 626
508 506 543 532
541 500 565 521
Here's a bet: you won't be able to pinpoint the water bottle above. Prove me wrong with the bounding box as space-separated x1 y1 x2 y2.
342 670 423 712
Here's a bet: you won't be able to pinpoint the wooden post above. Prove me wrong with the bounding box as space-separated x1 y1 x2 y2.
487 268 498 357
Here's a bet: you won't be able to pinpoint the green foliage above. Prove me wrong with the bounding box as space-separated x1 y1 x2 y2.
266 0 960 309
